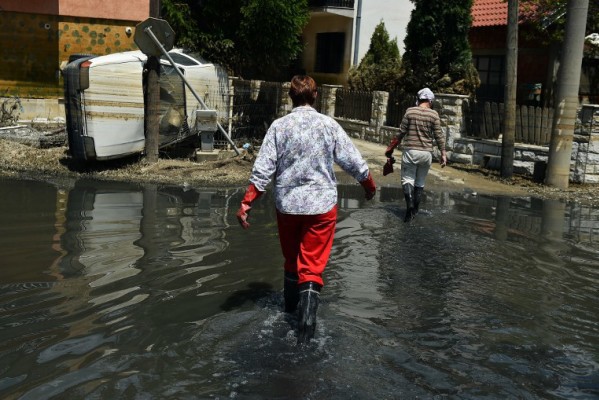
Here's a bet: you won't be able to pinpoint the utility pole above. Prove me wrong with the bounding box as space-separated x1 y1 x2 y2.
142 1 162 163
353 0 363 66
501 0 518 179
144 55 160 163
545 0 589 188
150 0 161 18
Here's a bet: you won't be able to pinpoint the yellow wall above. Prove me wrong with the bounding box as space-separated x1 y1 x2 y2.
0 12 60 96
0 12 139 97
58 17 138 64
302 13 354 86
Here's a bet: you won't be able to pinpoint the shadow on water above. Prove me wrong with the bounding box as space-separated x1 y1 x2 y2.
0 178 598 399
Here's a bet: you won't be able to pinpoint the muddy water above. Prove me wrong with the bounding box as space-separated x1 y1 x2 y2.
1 178 598 399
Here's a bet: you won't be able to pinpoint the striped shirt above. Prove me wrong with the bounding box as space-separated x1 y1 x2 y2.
250 106 369 215
397 106 445 152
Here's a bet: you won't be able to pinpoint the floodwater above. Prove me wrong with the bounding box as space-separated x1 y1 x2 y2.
1 177 598 399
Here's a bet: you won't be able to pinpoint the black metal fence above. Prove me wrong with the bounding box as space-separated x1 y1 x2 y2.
216 80 284 145
215 80 566 148
334 89 372 122
386 90 413 128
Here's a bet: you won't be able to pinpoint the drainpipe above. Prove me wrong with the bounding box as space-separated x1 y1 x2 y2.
353 0 362 66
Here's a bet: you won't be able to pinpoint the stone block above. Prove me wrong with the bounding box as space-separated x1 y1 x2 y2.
520 151 537 161
453 142 474 155
513 160 535 175
481 155 501 170
449 152 473 164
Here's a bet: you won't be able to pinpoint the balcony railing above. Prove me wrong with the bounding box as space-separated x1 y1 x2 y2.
308 0 355 9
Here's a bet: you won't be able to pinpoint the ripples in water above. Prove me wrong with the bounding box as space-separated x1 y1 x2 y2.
1 179 599 398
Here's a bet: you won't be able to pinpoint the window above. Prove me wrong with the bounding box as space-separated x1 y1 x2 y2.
163 52 201 66
315 32 345 73
474 56 505 85
473 55 505 102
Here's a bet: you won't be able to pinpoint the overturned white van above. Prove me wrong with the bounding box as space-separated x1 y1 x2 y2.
63 50 229 161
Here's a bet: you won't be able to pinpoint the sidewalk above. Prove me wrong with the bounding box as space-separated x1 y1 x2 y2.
346 138 530 198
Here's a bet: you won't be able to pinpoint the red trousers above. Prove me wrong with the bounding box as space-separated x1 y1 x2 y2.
276 206 337 287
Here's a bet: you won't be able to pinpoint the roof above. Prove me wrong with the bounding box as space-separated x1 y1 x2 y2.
471 0 508 27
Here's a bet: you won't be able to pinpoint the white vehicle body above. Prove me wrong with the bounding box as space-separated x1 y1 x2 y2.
63 50 229 161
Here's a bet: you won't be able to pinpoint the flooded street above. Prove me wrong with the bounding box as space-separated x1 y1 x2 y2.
1 177 598 399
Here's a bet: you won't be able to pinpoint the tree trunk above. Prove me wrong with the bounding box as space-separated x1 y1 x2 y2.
501 0 518 179
545 0 589 189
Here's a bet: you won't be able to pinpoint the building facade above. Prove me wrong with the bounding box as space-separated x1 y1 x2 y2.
301 0 355 85
469 0 553 105
0 0 149 97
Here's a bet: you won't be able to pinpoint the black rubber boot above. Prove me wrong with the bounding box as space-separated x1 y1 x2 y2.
414 186 424 214
403 183 415 222
297 281 322 344
283 271 299 313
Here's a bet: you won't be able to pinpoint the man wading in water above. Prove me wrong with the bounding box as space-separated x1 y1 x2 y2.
385 88 447 222
236 75 376 344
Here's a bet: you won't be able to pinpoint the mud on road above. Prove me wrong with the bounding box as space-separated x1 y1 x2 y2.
1 135 598 206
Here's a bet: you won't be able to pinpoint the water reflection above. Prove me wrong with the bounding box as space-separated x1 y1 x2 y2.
0 178 598 399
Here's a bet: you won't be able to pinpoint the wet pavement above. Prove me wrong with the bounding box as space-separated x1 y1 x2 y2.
1 177 598 399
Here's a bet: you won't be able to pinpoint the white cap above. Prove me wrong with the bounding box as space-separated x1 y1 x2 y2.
417 88 435 102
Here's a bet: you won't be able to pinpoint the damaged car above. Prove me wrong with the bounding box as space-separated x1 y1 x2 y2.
63 50 229 161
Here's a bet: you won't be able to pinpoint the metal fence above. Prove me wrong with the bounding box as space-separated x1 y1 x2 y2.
334 89 372 122
386 90 413 127
216 80 563 148
215 80 284 145
464 101 554 146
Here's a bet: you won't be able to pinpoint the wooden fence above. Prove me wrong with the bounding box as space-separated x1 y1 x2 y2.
465 101 554 146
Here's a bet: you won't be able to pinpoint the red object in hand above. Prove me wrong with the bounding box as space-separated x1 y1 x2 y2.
385 137 399 158
236 183 263 229
360 172 376 200
383 157 395 176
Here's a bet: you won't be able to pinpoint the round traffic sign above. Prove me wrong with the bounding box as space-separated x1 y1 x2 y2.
134 18 175 56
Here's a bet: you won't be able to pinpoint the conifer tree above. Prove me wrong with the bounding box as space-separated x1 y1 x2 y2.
401 0 479 95
348 21 402 92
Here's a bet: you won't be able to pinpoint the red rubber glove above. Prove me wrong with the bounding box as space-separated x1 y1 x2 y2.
385 137 399 158
383 157 395 176
236 183 263 229
360 172 376 200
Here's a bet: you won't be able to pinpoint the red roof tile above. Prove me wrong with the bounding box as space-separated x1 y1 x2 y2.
472 0 508 27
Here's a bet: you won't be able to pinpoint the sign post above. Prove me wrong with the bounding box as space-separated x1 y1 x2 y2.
134 18 175 163
134 18 241 156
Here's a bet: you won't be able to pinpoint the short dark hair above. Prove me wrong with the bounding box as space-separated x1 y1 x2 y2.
289 75 317 107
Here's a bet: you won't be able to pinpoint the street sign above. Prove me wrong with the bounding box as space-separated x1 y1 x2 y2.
134 18 175 57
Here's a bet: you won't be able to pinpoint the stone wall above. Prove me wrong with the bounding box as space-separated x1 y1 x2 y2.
319 85 599 184
572 105 599 184
5 77 599 185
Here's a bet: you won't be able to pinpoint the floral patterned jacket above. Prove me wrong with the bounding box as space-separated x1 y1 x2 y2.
250 106 370 215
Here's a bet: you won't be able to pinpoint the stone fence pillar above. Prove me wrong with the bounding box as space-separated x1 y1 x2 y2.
320 84 342 117
278 82 292 118
370 91 389 141
435 94 469 151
